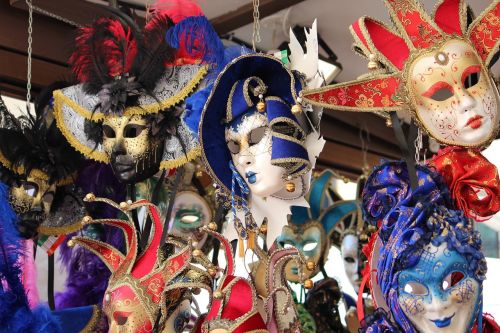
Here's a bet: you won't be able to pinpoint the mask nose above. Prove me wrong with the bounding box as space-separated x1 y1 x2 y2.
237 152 254 167
457 89 477 114
111 139 127 157
425 290 452 315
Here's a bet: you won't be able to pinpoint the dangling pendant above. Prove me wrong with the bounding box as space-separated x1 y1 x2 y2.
286 181 296 193
257 94 266 113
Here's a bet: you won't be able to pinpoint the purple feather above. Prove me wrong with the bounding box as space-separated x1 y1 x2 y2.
56 161 125 310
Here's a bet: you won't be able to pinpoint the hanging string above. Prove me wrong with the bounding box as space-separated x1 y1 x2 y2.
359 125 370 176
25 0 33 114
252 0 261 51
414 126 423 164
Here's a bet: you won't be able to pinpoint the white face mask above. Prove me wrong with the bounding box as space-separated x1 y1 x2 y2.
408 39 500 147
226 112 285 198
397 242 480 333
341 234 361 293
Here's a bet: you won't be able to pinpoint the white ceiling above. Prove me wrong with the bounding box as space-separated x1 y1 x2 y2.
121 0 499 80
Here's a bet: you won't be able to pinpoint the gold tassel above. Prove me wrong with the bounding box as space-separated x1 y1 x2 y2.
238 237 245 258
247 231 255 251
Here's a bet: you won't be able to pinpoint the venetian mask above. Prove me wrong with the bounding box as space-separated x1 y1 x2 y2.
102 114 164 183
397 242 480 333
226 111 285 198
169 191 212 249
9 175 56 238
341 233 361 293
278 222 323 282
408 39 500 147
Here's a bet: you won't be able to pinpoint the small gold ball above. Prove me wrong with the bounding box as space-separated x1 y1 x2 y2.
257 101 266 113
285 182 296 193
208 267 218 277
208 222 218 231
306 260 316 271
67 239 75 247
83 215 92 223
126 199 133 205
213 291 223 299
291 104 302 114
386 118 392 127
193 249 203 257
195 170 203 178
304 279 314 289
360 233 368 241
119 201 129 210
84 193 95 202
259 225 268 235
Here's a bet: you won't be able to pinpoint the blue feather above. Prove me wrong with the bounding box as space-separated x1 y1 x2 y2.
0 182 62 333
166 15 225 70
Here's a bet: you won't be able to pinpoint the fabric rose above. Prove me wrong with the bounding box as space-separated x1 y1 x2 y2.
362 161 447 226
428 146 500 221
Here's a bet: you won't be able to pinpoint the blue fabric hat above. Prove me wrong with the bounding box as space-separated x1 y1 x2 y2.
199 53 310 199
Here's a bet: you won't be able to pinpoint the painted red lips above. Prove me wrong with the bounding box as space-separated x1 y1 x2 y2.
466 115 483 129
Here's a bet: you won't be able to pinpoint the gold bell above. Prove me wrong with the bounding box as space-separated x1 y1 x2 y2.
208 267 218 278
193 249 203 257
84 193 95 202
304 279 314 289
208 222 218 231
306 260 316 271
119 201 129 210
291 103 302 114
257 101 266 113
213 291 223 299
360 233 368 241
385 117 393 127
259 224 268 235
368 53 379 70
82 215 92 224
67 238 75 248
285 181 296 193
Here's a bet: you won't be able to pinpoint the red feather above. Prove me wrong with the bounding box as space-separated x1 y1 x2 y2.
69 18 138 90
149 0 203 24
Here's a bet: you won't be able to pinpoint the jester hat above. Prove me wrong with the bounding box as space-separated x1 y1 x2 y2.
302 0 500 148
280 169 358 276
68 195 211 332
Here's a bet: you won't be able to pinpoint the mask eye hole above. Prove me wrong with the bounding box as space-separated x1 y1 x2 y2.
422 82 455 101
124 124 146 138
42 192 54 205
403 282 428 295
462 65 481 89
443 271 465 290
279 241 294 249
113 311 131 326
22 182 38 197
227 140 240 154
344 256 356 264
248 126 267 146
103 125 116 138
303 241 318 252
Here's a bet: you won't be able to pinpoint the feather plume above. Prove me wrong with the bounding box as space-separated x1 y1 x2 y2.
136 12 175 91
0 87 83 184
70 18 138 94
150 0 203 24
0 182 62 333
